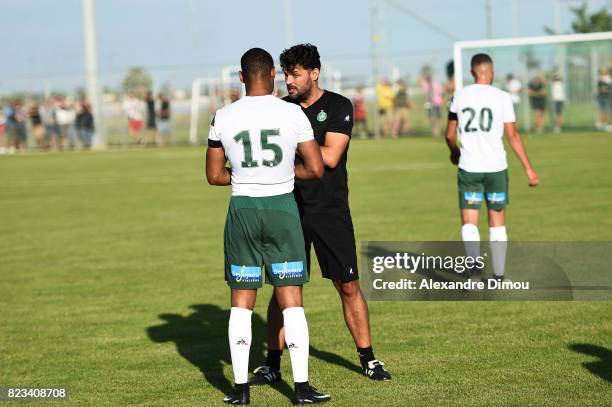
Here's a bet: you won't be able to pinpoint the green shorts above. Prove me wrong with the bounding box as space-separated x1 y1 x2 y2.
224 192 309 289
458 169 509 211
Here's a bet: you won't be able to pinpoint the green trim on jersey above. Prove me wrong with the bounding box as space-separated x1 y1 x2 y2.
457 169 509 211
224 193 309 289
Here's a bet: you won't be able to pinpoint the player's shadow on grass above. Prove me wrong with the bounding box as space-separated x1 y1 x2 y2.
146 303 361 397
146 304 293 399
568 343 612 383
310 346 362 374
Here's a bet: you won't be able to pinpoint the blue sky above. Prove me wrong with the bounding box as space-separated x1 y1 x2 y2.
1 0 610 94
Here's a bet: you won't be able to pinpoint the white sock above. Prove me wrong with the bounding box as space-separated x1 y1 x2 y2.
228 307 252 385
282 306 309 383
489 226 508 277
461 224 481 266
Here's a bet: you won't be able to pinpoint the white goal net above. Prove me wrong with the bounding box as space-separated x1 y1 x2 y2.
454 32 612 132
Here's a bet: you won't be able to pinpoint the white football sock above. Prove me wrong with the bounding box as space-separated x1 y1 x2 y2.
461 224 481 265
228 307 252 385
282 306 309 383
489 226 508 277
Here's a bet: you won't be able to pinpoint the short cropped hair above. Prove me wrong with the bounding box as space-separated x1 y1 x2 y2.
471 53 493 69
240 48 274 78
280 43 321 72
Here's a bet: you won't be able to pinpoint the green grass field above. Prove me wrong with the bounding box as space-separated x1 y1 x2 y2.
1 133 611 406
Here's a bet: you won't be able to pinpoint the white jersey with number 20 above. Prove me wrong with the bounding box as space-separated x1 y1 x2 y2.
208 95 314 197
450 84 516 173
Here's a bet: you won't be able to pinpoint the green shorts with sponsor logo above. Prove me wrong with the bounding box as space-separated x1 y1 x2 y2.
458 169 509 211
224 192 309 289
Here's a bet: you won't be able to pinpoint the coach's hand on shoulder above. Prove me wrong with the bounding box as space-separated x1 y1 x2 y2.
526 167 540 187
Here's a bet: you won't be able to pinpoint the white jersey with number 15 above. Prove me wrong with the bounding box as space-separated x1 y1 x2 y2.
450 84 516 173
208 95 314 197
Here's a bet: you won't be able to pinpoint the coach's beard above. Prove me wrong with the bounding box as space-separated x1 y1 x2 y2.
287 86 309 102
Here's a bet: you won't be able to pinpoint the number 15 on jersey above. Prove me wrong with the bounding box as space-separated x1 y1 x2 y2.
233 129 283 168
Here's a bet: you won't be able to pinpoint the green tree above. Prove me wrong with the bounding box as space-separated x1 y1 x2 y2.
569 2 611 33
545 2 611 34
121 67 152 97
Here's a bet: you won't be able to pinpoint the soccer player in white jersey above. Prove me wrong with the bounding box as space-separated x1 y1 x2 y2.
206 48 330 405
445 53 540 282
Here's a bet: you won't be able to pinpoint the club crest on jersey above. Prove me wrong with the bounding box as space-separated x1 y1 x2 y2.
317 110 327 122
464 192 483 205
486 192 506 203
271 261 304 280
230 265 262 283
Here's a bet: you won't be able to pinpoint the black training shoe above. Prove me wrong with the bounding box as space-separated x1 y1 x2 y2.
249 365 282 385
363 359 392 381
223 384 250 405
294 384 331 404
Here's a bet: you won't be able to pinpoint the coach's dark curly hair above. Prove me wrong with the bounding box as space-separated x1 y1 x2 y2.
280 43 321 71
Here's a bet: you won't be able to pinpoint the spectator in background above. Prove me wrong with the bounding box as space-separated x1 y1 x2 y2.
392 79 411 137
207 86 222 116
145 91 157 146
228 87 241 103
420 73 444 137
376 79 394 137
41 97 60 151
528 72 547 134
551 74 566 133
157 94 172 146
123 93 144 144
76 98 95 149
56 98 77 150
28 103 46 149
444 61 455 103
596 67 611 130
352 85 369 139
0 106 6 154
506 73 522 110
5 100 28 153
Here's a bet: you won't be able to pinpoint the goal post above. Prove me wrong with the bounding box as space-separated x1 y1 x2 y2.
454 32 612 132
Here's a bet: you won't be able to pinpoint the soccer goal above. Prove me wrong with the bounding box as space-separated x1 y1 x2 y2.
189 64 343 144
188 66 289 145
454 32 612 132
